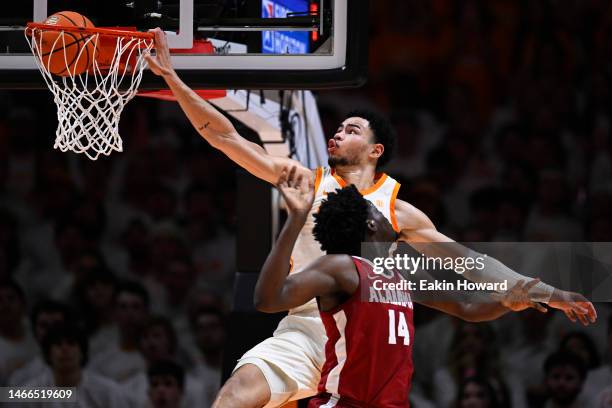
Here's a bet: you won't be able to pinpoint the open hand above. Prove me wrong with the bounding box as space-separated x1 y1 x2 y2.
144 28 175 77
549 289 597 326
501 279 549 313
277 166 314 218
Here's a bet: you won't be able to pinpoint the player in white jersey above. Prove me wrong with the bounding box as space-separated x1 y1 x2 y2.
144 29 597 408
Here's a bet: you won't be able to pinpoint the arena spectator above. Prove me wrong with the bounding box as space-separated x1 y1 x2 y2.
27 323 130 408
432 321 521 408
455 376 502 408
8 300 71 385
0 279 37 384
581 315 612 401
147 360 185 408
559 331 601 372
186 305 227 407
89 281 149 383
542 351 591 408
75 270 119 358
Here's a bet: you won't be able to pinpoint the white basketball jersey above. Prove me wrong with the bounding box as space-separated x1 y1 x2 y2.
289 167 401 315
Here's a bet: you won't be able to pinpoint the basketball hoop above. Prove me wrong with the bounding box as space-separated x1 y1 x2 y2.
25 22 154 160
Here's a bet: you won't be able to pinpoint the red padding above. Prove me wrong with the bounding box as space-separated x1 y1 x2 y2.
138 89 226 101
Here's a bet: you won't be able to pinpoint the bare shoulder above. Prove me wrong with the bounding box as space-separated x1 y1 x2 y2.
316 254 359 293
394 198 435 231
310 254 356 275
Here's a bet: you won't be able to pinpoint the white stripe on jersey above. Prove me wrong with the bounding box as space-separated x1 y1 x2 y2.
325 310 348 395
320 394 340 407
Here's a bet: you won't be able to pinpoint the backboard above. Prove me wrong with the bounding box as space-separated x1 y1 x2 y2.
0 0 369 90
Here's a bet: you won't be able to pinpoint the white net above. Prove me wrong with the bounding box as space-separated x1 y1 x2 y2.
25 27 154 160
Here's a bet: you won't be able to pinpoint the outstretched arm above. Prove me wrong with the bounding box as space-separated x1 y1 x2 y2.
419 279 548 322
145 28 310 185
254 167 350 313
395 199 597 325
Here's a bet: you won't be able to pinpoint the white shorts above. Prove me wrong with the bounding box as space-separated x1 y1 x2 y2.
233 312 327 407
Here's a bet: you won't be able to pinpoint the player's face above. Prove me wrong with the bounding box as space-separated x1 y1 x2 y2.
328 117 377 167
365 202 398 243
149 376 182 408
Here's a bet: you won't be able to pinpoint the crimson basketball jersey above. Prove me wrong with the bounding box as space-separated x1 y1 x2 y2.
309 256 415 408
290 167 401 315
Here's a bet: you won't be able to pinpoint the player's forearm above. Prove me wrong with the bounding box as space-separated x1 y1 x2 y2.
163 72 238 146
405 232 554 303
465 252 554 303
420 293 509 322
457 300 510 322
254 214 305 312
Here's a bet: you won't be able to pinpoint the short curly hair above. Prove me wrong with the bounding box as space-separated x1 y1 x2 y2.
346 109 396 168
313 185 369 255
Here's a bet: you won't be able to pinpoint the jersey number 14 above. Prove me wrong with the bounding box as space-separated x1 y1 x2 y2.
388 310 410 346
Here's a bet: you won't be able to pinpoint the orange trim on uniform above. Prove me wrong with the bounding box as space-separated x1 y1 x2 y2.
390 181 401 232
330 169 388 196
313 167 323 194
360 173 388 196
330 168 347 187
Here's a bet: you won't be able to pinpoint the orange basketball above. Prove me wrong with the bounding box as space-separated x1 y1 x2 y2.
37 11 96 76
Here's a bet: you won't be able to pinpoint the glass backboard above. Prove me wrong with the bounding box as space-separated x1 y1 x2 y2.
0 0 369 90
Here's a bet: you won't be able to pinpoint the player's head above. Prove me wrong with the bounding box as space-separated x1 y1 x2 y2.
313 185 398 256
42 323 88 370
328 110 395 170
148 360 184 408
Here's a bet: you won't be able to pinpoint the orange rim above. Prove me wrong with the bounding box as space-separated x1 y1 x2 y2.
25 22 155 40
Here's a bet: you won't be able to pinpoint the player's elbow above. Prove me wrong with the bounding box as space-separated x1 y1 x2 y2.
253 295 280 313
455 304 489 322
459 314 487 323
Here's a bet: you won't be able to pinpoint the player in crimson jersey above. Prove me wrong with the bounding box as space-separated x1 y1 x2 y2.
254 167 550 407
146 29 596 407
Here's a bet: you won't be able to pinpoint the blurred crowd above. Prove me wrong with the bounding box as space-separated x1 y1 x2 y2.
0 96 236 407
316 1 612 407
1 0 612 407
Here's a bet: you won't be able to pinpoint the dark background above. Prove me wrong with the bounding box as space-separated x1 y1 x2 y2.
1 1 612 407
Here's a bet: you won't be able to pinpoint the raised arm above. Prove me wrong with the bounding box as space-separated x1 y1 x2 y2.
145 28 310 185
394 199 597 325
253 167 351 312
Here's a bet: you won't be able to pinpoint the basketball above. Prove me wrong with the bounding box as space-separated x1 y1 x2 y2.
37 11 95 76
